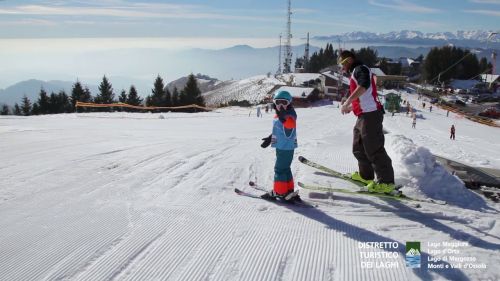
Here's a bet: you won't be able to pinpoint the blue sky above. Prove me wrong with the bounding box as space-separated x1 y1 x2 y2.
0 0 498 88
0 0 499 39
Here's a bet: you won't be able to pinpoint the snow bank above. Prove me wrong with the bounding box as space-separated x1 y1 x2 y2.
388 135 488 210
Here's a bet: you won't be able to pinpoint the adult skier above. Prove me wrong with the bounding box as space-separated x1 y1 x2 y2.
338 50 396 194
260 90 300 201
450 124 456 140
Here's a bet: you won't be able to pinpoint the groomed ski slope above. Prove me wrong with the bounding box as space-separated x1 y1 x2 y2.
1 95 499 281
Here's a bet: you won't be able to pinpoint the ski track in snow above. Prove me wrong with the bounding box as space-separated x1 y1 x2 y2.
0 104 499 281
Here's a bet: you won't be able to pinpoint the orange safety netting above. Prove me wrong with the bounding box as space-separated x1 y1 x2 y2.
75 101 213 111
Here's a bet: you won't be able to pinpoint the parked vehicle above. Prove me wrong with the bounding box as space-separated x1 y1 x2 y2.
478 107 500 119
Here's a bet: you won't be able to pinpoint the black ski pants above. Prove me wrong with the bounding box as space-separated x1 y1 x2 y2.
352 110 394 184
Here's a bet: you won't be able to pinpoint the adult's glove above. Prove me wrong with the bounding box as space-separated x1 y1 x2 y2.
261 134 272 148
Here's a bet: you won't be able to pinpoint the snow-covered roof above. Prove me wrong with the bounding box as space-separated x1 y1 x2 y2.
275 86 316 98
370 68 386 76
280 73 323 86
481 74 500 83
321 71 350 85
399 57 416 67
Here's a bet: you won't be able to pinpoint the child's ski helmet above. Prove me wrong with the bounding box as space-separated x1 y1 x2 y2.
273 90 292 102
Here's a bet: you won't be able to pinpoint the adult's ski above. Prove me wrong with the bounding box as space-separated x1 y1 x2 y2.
298 156 365 187
298 182 446 205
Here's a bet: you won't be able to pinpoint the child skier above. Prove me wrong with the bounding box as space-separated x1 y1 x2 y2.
260 90 300 202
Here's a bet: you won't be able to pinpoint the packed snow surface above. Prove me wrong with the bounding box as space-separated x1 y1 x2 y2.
1 92 499 280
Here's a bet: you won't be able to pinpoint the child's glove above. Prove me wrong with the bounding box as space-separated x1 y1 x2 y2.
261 134 272 148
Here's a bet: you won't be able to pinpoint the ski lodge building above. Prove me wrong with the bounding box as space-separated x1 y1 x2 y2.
275 86 319 107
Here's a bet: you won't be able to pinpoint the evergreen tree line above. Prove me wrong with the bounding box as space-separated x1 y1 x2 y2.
302 43 338 73
422 46 492 84
296 45 395 74
145 73 204 109
295 44 492 84
1 74 205 116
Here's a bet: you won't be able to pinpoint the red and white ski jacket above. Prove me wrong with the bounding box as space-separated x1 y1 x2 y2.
349 62 383 116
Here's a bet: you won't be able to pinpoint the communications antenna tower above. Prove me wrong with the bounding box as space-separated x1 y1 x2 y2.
304 32 310 70
276 34 282 75
283 0 293 73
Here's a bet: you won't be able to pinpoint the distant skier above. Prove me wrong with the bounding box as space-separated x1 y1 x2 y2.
338 50 395 194
450 125 456 140
412 115 416 128
429 105 433 112
256 105 262 118
260 90 300 201
447 110 450 117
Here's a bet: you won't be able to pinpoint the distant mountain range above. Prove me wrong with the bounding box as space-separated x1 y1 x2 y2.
0 74 224 107
1 36 498 106
314 30 500 48
0 80 98 106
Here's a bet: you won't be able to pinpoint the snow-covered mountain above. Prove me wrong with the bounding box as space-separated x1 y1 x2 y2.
314 30 500 47
202 75 285 106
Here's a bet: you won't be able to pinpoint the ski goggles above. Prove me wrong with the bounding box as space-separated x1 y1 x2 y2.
338 57 350 66
274 99 290 109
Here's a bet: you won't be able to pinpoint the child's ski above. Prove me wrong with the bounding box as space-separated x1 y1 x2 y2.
234 188 316 208
235 182 317 208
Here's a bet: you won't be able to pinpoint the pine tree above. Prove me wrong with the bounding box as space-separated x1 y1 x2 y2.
479 57 492 74
183 74 205 109
356 47 378 67
31 102 40 115
1 104 9 115
81 87 93 112
165 88 172 107
37 88 50 114
171 87 179 106
147 75 166 106
71 81 85 112
49 92 58 114
119 89 127 103
14 103 21 115
21 95 32 116
58 91 72 113
95 75 115 104
127 85 143 106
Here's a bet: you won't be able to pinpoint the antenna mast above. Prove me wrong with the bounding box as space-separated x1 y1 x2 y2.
304 32 310 70
487 32 498 75
283 0 293 73
493 51 497 75
277 34 282 75
338 38 343 98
